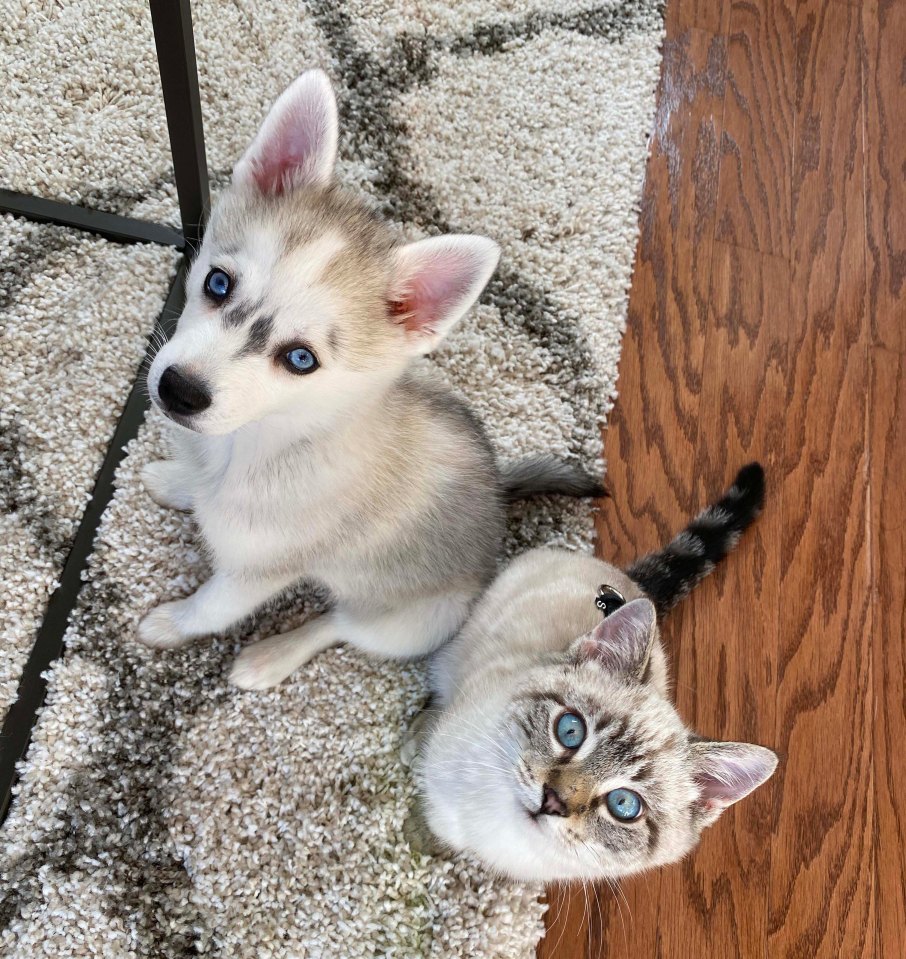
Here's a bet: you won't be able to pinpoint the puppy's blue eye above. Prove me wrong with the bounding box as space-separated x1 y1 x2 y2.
284 346 319 374
605 788 643 822
555 712 586 750
204 268 232 301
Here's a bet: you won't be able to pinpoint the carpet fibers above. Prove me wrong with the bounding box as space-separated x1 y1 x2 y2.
0 2 664 956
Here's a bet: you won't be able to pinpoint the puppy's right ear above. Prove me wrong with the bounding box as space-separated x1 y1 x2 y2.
388 235 500 356
232 69 338 195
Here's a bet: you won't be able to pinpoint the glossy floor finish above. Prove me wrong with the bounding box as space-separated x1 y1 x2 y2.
540 0 905 956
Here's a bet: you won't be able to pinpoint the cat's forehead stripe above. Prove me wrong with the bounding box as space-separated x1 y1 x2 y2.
518 690 567 709
601 717 627 739
593 715 613 733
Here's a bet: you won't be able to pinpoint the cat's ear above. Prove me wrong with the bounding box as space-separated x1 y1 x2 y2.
570 598 656 678
690 740 778 826
232 69 338 195
388 235 500 355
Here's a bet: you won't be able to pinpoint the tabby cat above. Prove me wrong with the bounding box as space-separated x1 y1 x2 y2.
408 464 777 881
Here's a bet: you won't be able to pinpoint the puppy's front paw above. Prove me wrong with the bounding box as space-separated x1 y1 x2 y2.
137 602 191 649
141 460 192 511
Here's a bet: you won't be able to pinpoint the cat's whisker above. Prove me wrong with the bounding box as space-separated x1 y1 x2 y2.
586 843 632 951
433 719 515 766
604 876 629 952
592 881 605 959
614 878 634 953
447 708 526 760
573 839 631 954
428 726 512 760
614 878 633 928
432 733 513 772
584 879 604 959
579 877 591 950
425 758 507 776
546 880 571 959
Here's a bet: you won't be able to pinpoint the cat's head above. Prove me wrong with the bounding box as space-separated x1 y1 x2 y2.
148 69 498 436
419 599 777 882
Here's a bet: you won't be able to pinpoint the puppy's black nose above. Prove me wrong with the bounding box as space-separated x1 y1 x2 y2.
157 366 211 417
540 785 568 817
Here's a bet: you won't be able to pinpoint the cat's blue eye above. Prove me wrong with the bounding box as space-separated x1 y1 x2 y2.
204 268 232 301
555 712 586 750
284 346 319 374
605 788 643 822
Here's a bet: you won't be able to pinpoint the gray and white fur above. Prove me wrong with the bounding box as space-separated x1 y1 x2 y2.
412 465 777 882
138 70 599 687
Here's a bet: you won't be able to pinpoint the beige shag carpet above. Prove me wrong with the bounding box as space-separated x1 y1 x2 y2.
0 1 664 956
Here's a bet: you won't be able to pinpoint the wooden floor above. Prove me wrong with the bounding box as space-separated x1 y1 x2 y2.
540 0 905 956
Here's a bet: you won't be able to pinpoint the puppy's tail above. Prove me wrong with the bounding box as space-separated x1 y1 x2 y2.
500 454 605 502
626 463 765 616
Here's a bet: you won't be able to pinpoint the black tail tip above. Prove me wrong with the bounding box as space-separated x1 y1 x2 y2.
589 480 610 499
731 462 766 514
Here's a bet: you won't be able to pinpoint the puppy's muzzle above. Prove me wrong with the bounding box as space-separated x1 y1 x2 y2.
157 366 212 418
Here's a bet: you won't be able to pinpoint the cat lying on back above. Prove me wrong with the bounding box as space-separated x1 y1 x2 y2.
407 464 777 882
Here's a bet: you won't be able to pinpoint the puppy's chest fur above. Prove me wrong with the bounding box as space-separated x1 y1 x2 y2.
186 433 355 576
170 374 502 599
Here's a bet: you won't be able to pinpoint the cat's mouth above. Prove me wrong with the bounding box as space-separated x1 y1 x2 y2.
519 791 544 823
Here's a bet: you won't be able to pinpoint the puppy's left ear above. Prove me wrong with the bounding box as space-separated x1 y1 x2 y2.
233 69 338 195
388 235 500 355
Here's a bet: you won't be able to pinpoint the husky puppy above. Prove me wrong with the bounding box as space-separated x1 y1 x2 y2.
140 70 600 688
409 465 778 882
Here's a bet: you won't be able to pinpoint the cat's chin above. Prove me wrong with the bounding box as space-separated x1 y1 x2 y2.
523 810 573 850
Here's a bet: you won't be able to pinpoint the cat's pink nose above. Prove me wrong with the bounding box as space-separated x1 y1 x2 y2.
540 785 568 817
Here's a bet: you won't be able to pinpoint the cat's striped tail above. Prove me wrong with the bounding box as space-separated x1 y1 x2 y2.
626 463 765 616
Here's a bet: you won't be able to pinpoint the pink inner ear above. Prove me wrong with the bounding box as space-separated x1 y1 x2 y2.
251 106 327 195
695 747 777 808
235 71 338 195
390 249 481 335
577 599 655 673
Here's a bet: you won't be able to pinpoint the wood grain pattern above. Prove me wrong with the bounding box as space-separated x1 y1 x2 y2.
864 7 906 958
539 0 905 955
863 0 906 353
768 4 873 955
716 0 796 255
871 347 906 958
668 0 729 34
653 241 788 958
